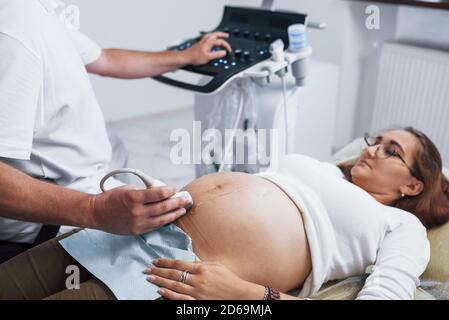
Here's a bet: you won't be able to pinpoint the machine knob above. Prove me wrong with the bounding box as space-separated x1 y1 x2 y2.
243 50 251 60
265 34 272 41
223 27 230 32
243 30 250 37
233 28 240 36
254 32 260 40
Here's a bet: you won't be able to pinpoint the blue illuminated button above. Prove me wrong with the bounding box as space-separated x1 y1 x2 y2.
231 61 237 66
219 59 224 63
224 65 230 70
223 60 228 64
179 45 185 50
213 62 220 67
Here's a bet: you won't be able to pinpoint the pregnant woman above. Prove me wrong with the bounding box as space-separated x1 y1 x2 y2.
1 127 448 300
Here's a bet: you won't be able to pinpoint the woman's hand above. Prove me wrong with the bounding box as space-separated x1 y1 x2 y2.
143 259 265 300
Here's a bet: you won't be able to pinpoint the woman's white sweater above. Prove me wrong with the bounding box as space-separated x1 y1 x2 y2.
257 154 430 300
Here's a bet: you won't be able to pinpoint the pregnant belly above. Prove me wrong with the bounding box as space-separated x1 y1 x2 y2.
175 172 311 292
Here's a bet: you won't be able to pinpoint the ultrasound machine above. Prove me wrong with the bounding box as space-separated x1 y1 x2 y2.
152 0 326 176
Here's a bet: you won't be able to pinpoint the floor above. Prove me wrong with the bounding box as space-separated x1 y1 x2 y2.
106 107 196 189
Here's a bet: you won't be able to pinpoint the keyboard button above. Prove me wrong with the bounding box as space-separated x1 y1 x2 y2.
234 49 243 59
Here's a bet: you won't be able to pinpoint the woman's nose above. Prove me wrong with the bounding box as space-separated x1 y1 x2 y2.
364 145 377 158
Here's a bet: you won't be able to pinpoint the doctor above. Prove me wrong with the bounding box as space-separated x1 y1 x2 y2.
0 0 231 260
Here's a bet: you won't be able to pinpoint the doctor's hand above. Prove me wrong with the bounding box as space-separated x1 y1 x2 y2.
184 32 232 66
88 185 189 235
144 259 265 300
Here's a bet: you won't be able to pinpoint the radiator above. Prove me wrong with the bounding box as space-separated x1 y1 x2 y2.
370 42 449 167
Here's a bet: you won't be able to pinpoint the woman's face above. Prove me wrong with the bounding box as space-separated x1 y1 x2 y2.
351 130 424 204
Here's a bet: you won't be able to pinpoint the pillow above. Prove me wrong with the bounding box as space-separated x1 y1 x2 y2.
422 222 449 283
310 276 436 300
332 137 364 166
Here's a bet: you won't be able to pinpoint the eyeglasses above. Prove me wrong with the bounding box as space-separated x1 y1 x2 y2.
362 135 422 180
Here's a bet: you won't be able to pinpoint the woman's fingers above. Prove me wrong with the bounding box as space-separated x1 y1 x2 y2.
145 266 179 279
158 288 195 300
152 258 201 273
147 274 194 296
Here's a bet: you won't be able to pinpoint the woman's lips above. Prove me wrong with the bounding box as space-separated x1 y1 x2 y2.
358 159 372 169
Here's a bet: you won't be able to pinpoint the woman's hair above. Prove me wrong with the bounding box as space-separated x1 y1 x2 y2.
338 127 449 229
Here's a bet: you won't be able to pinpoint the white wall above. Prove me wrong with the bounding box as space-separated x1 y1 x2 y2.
353 4 449 144
396 5 449 51
70 0 225 122
225 0 400 150
71 0 449 151
69 0 397 150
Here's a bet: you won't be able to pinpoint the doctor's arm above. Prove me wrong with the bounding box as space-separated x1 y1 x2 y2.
0 34 188 236
0 162 189 235
85 32 231 79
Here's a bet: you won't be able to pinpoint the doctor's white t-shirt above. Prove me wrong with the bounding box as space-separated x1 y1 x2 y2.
0 0 114 243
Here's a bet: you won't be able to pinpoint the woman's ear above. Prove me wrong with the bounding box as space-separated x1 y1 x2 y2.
402 178 424 197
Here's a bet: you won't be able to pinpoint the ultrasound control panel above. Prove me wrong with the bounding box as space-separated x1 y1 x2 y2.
153 6 308 94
